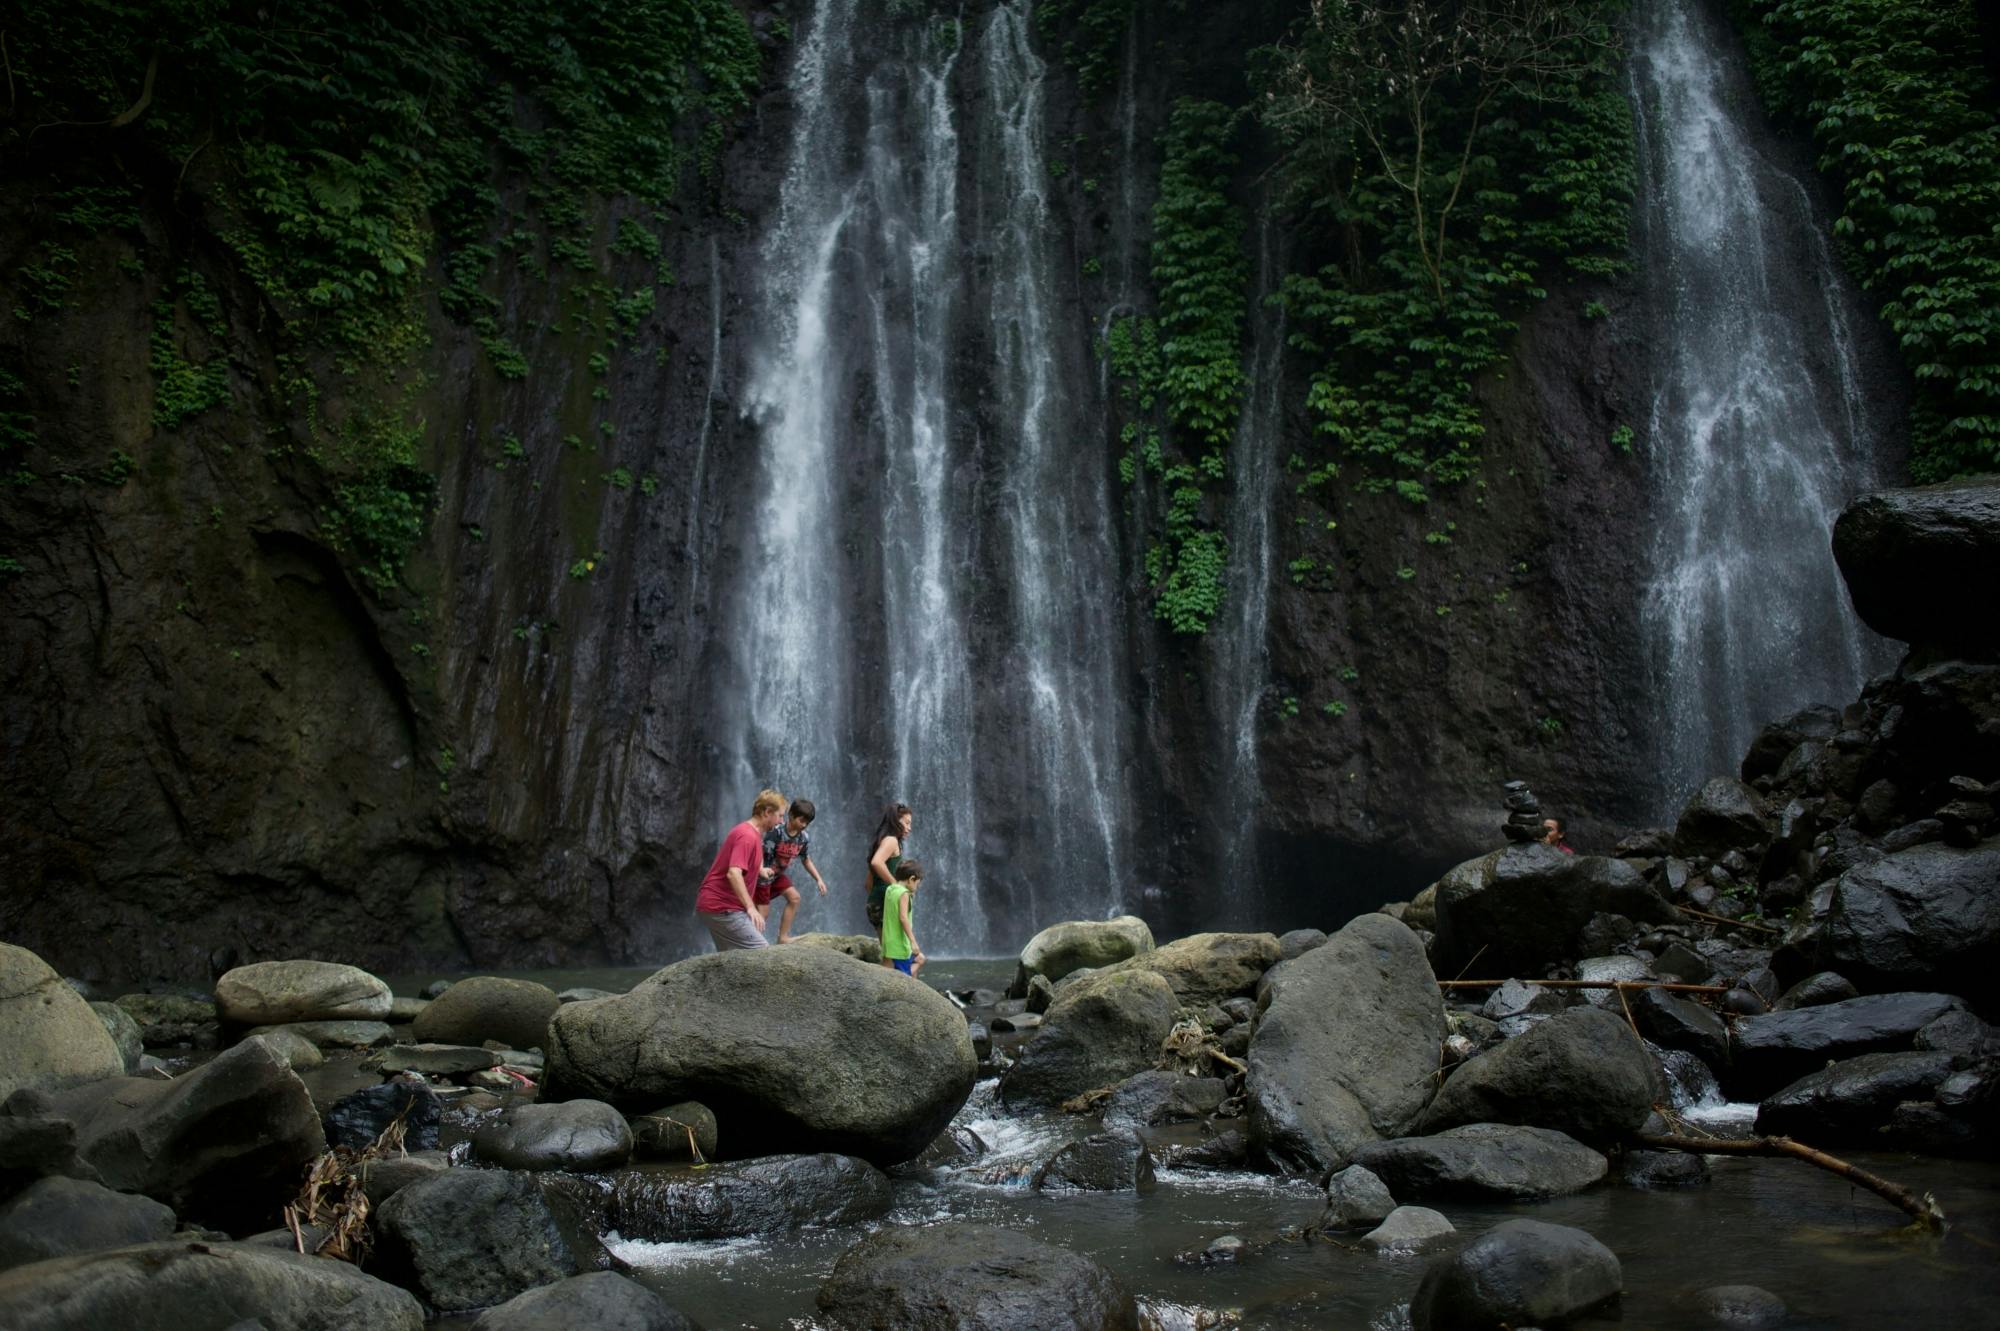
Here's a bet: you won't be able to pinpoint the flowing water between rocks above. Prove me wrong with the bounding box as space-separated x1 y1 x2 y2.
405 962 2000 1331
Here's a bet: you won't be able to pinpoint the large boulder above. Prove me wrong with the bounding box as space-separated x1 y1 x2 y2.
1629 986 1730 1070
1824 838 2000 994
474 1101 633 1172
1725 991 1967 1100
1674 777 1775 861
1246 914 1445 1175
1350 1123 1607 1201
109 994 218 1048
88 1003 144 1073
414 976 560 1051
1430 846 1675 976
1101 1070 1228 1129
0 1176 177 1270
0 944 124 1101
373 1168 575 1313
40 1036 324 1232
1410 1219 1622 1331
1011 917 1155 995
999 969 1178 1110
0 1240 424 1329
1032 1133 1155 1193
1754 1051 1958 1145
1418 1007 1657 1146
212 960 392 1026
0 1109 100 1201
816 1222 1137 1331
1092 932 1280 1007
472 1271 701 1331
1832 475 2000 655
564 1154 892 1242
543 947 974 1166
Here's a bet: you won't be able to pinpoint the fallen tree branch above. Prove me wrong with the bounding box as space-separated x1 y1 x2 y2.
1439 978 1726 993
1634 1132 1945 1230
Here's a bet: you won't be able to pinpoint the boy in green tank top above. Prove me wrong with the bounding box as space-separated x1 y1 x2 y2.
881 860 925 976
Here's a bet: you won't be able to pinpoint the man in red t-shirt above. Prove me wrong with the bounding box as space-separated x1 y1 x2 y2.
696 789 788 950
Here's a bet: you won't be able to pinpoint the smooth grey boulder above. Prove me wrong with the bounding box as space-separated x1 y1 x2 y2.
1361 1205 1456 1252
1278 928 1328 960
816 1222 1137 1331
1725 991 1967 1099
1824 838 2000 994
0 1176 176 1270
373 1169 575 1312
0 944 125 1101
593 1154 893 1241
109 994 217 1047
0 1239 424 1329
1755 1050 1958 1145
1431 846 1676 976
1101 1070 1227 1129
1575 955 1653 1007
1675 777 1775 861
472 1271 701 1331
1092 931 1281 1007
213 960 392 1025
356 1151 450 1207
1033 1133 1155 1193
41 1037 324 1233
414 976 559 1052
1418 1007 1657 1146
1011 917 1156 995
474 1100 633 1172
1321 1164 1395 1230
381 1043 501 1076
1832 474 2000 654
1411 1219 1622 1331
89 1003 144 1073
1617 1148 1709 1188
630 1101 718 1161
1246 914 1444 1176
789 933 883 964
999 969 1178 1110
1352 1123 1607 1200
545 947 974 1166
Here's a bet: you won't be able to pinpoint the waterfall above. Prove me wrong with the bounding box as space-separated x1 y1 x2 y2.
724 0 1132 953
1628 0 1893 810
684 235 724 609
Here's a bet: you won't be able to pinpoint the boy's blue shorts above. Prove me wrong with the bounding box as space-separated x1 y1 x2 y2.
891 957 914 974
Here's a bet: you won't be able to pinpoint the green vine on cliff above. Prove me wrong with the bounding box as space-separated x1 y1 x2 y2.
1731 0 2000 479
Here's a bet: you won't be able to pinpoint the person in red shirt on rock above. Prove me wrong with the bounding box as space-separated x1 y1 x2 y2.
696 789 788 950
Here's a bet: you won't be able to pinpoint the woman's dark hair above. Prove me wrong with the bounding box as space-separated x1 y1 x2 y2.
867 802 912 867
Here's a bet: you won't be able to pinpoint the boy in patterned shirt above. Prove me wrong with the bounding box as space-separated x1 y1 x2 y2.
758 798 830 943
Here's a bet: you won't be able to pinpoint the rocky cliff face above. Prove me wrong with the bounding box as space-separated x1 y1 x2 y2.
0 0 1900 980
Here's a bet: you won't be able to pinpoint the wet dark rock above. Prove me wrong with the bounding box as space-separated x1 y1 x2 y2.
1419 1007 1657 1146
544 947 974 1166
1094 932 1281 1008
1033 1133 1155 1193
1477 977 1573 1034
1361 1205 1455 1251
1025 974 1056 1014
630 1101 718 1162
1320 1164 1396 1230
604 1153 892 1240
1174 1233 1246 1266
1278 928 1327 960
990 1011 1041 1033
1158 1129 1248 1170
1722 987 1769 1016
1773 970 1858 1012
0 1108 99 1202
1742 705 1840 783
41 1038 323 1233
1755 1051 1957 1145
323 1077 442 1151
1916 1009 2000 1058
414 977 559 1052
1432 845 1675 977
1629 987 1730 1069
1616 1148 1709 1188
1615 827 1676 857
1410 1218 1622 1331
1726 992 1968 1099
1688 1283 1788 1329
1000 970 1177 1110
1246 915 1444 1177
816 1222 1137 1331
1675 778 1775 861
1351 1123 1606 1201
1102 1070 1227 1128
1220 996 1257 1027
0 1176 177 1270
356 1151 451 1207
1832 474 2000 655
1654 942 1716 984
0 1239 425 1329
374 1169 575 1312
1577 913 1640 955
471 1271 700 1330
110 994 219 1048
474 1100 633 1172
1575 957 1652 1010
910 1125 986 1169
1824 838 2000 993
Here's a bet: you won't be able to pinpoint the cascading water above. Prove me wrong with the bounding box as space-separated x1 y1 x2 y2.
725 0 1132 952
1629 0 1893 809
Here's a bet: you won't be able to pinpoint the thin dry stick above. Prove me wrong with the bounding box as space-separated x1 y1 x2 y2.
1635 1133 1945 1230
1439 979 1726 993
1449 943 1489 983
1676 905 1782 934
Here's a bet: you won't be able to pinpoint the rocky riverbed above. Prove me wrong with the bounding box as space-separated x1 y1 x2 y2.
1 478 1996 1328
